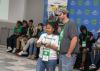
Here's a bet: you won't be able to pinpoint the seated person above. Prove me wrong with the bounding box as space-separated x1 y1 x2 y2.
89 30 100 70
18 23 44 60
15 20 28 53
79 25 94 70
6 21 22 52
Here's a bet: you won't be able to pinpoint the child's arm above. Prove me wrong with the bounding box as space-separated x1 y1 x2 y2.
45 44 58 51
45 36 58 51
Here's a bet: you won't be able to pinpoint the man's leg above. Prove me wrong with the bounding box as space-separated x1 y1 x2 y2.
59 54 77 71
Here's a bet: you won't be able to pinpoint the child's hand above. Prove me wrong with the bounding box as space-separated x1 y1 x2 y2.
45 44 51 48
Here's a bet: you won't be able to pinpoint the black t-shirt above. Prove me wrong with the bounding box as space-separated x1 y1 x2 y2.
79 31 94 50
21 27 28 36
28 28 34 38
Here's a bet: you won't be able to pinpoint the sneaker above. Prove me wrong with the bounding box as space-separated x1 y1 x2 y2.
15 49 21 54
6 50 12 52
22 51 28 55
89 64 96 70
31 55 36 60
6 47 12 52
97 68 100 71
27 55 32 59
18 51 28 55
80 64 84 70
12 48 16 53
18 51 24 55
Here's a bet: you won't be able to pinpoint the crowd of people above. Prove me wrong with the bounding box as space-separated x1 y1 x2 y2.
6 9 100 71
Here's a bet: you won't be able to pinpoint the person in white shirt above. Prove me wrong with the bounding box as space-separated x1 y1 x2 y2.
36 21 59 71
89 31 100 70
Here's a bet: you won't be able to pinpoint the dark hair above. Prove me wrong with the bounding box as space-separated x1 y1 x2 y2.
22 20 28 28
29 19 33 23
46 21 58 35
17 21 22 26
38 23 43 27
37 23 44 31
23 20 27 24
46 21 55 28
80 25 87 32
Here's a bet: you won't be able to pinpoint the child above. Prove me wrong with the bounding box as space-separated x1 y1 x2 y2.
36 21 58 71
79 25 94 70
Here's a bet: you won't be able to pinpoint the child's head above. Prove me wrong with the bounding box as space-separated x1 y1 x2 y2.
29 19 33 27
80 25 87 34
37 23 43 31
45 21 55 35
22 20 28 27
16 21 22 27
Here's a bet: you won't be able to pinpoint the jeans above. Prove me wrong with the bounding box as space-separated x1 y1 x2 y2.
59 54 77 71
29 43 37 55
7 34 17 50
36 58 57 71
90 51 100 65
23 38 37 55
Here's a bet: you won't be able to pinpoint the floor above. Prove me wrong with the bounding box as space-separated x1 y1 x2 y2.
0 45 99 71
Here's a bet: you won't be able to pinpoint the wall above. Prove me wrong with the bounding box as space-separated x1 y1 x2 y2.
8 0 27 22
0 0 9 20
24 0 44 24
0 21 15 45
0 0 44 45
0 0 44 25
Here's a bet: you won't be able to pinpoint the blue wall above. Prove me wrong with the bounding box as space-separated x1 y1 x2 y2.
67 0 100 36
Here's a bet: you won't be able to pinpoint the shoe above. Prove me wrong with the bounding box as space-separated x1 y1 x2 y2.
89 64 96 70
97 68 100 71
18 51 24 55
22 52 28 55
15 49 21 54
31 55 36 60
12 48 16 53
6 47 12 52
80 64 84 70
27 55 32 59
18 51 28 55
6 50 12 52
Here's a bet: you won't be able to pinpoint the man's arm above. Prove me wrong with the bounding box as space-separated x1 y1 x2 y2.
67 36 78 57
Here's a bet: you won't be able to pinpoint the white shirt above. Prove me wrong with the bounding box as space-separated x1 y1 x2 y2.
37 33 59 60
95 38 100 47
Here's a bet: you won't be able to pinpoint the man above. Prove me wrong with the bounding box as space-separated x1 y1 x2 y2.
57 9 78 71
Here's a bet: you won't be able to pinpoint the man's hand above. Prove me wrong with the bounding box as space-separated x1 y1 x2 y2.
66 53 71 58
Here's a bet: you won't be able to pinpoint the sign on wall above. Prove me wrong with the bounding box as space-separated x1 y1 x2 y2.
48 0 68 18
43 0 68 23
68 0 100 36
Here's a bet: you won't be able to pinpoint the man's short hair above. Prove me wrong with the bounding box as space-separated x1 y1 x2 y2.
56 9 69 15
60 9 69 14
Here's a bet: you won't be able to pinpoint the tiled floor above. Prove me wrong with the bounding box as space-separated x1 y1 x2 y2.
0 45 36 71
0 45 99 71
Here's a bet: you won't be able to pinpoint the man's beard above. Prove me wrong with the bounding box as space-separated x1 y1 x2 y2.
58 19 64 26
